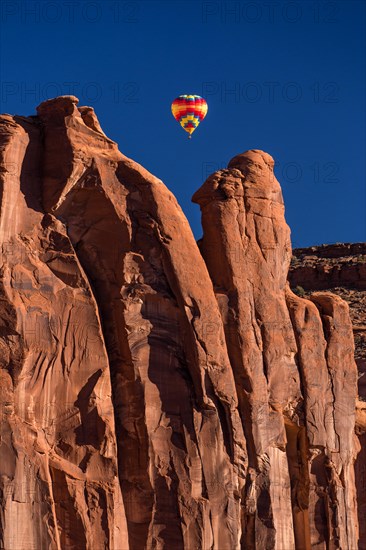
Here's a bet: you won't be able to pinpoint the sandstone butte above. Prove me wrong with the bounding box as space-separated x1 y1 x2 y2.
0 95 363 549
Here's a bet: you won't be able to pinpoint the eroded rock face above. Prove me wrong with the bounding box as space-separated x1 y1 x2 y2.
0 111 127 549
193 150 359 549
192 151 300 549
1 97 247 549
0 98 360 549
289 245 366 549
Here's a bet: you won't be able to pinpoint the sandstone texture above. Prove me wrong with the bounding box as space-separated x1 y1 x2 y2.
0 97 361 549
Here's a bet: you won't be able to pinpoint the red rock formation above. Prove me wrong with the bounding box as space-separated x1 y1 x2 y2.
0 98 360 549
289 245 366 549
192 152 301 549
1 97 247 549
0 111 127 549
193 150 359 549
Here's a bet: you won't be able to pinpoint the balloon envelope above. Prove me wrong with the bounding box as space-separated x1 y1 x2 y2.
171 95 208 137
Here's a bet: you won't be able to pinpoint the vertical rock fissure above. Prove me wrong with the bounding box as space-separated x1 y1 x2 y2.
285 294 319 549
284 421 311 550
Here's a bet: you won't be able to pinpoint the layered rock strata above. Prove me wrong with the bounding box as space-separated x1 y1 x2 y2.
290 243 366 291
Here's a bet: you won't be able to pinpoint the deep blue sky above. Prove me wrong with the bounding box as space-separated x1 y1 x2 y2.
1 0 365 247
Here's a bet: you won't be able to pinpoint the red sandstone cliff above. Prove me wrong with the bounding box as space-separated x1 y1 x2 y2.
0 97 360 549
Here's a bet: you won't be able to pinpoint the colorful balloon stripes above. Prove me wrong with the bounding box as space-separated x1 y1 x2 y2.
171 95 208 138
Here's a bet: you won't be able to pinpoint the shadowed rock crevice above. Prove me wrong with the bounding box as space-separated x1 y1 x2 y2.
284 421 311 550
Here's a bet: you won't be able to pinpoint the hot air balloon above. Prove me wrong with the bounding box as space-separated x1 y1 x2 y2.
171 95 208 138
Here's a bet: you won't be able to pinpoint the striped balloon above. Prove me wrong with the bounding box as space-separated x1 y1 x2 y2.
171 95 208 138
